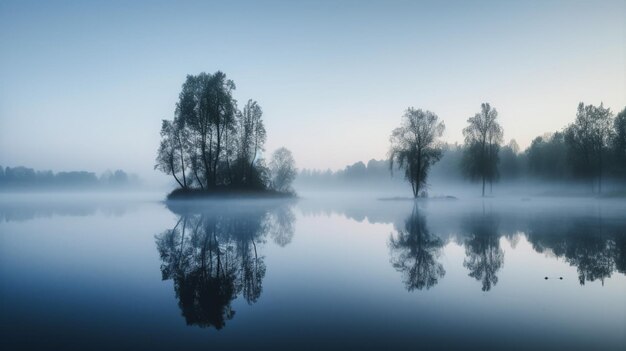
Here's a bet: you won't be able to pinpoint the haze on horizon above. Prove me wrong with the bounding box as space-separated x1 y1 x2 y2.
1 0 624 184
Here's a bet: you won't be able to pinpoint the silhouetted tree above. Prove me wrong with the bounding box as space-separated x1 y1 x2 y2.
155 120 187 188
564 102 614 193
269 147 297 192
612 107 626 176
389 207 446 290
389 108 445 198
170 72 237 188
526 132 569 180
230 99 267 189
155 72 294 195
462 103 503 196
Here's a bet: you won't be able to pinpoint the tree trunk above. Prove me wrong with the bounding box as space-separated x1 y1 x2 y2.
170 157 184 188
193 165 204 190
178 138 187 189
201 135 210 189
213 124 222 187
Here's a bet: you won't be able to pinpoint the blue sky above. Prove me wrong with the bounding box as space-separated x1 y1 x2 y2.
1 0 624 182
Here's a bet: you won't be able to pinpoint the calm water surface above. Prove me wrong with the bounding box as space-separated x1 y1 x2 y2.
1 194 625 350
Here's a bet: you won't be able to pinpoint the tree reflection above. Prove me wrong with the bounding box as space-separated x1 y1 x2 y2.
462 214 504 291
389 206 445 291
156 201 295 329
268 204 296 247
526 217 622 285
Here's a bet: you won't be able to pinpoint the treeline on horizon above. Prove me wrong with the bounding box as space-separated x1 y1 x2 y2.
298 103 626 196
155 71 296 196
0 166 140 191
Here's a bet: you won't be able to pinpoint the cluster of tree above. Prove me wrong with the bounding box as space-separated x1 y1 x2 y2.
156 202 295 329
155 71 296 195
297 103 625 197
0 166 139 190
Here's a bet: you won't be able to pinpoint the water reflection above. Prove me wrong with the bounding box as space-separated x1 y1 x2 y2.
461 214 504 291
155 201 295 330
0 198 133 221
2 197 625 349
381 201 626 292
526 216 624 285
388 206 445 291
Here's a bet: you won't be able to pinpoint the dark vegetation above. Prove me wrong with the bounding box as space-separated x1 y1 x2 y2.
298 104 626 197
0 166 139 191
155 71 296 199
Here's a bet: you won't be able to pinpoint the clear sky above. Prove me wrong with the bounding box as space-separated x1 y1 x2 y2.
1 0 624 183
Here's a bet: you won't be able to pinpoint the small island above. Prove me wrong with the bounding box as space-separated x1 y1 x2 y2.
155 71 297 200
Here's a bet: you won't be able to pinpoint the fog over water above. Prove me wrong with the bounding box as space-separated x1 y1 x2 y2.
1 193 624 350
1 1 625 349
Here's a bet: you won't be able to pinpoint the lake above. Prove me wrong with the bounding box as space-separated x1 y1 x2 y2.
1 194 625 350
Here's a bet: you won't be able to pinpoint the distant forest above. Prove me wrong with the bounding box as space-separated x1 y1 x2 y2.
298 104 626 195
0 166 140 191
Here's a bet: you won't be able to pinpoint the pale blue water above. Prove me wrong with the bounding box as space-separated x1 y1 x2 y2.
1 194 624 350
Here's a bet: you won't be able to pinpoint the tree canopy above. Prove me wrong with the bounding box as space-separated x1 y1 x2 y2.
564 102 614 193
389 108 445 198
155 71 295 195
462 103 503 196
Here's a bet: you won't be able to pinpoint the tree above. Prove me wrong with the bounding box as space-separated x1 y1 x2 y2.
462 103 503 196
499 139 522 181
564 102 613 193
155 120 187 188
175 72 237 188
234 99 267 187
612 107 626 174
269 147 297 192
389 108 445 198
526 132 569 180
155 72 288 195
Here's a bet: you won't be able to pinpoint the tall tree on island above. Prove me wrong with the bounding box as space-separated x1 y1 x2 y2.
462 103 503 197
175 72 237 189
235 99 267 186
156 71 291 195
389 108 445 198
